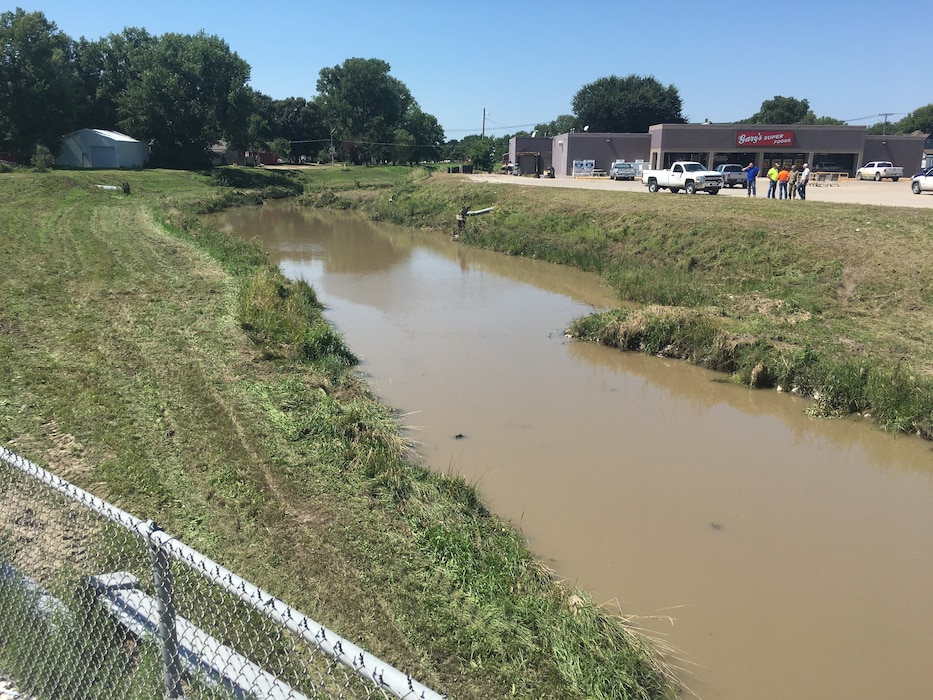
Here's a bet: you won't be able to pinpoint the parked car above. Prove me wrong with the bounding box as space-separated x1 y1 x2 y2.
911 167 933 194
715 163 746 188
856 161 903 181
609 161 637 180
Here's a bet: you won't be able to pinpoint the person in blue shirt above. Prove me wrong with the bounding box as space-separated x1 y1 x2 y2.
742 162 760 197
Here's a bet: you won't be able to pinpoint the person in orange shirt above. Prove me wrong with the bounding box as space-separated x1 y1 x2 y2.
777 165 790 199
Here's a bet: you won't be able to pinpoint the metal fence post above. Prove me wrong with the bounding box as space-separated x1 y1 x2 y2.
147 521 184 698
1 447 445 699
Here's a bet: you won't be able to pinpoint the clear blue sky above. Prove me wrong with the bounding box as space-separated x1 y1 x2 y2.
15 0 924 137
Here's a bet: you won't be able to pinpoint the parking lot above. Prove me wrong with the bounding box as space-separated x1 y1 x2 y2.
467 172 933 209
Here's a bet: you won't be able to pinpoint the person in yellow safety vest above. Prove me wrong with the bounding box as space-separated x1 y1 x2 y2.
766 164 780 199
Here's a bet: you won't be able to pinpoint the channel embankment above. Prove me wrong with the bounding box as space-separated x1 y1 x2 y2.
467 171 933 208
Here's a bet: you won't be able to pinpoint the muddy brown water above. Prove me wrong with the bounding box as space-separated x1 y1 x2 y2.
212 203 933 700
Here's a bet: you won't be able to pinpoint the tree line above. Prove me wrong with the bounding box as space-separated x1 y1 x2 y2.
0 9 446 167
2 8 930 170
533 92 933 141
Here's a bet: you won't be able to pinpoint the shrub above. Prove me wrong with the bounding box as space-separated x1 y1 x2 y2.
31 146 55 171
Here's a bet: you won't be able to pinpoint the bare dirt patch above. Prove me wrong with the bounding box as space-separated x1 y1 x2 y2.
731 292 813 324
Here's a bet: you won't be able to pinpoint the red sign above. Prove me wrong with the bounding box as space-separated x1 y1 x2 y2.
735 130 795 148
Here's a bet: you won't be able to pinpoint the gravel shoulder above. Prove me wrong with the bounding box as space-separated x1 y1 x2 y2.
466 173 933 208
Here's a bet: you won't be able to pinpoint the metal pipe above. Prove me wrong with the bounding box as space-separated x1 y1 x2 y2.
0 446 445 700
148 521 184 698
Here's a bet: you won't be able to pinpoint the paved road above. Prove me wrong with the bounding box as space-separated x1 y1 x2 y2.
467 173 933 209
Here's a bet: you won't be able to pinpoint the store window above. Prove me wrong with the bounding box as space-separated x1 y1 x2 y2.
713 152 758 167
811 154 857 173
764 153 806 168
663 152 709 167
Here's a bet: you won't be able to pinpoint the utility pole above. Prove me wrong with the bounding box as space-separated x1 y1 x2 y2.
481 108 485 139
879 112 895 136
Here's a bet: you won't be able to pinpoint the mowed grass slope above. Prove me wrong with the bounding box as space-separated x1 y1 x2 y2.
348 172 933 437
0 168 674 700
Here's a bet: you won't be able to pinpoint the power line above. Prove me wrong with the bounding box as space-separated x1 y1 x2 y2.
444 122 540 133
288 137 448 150
842 112 907 123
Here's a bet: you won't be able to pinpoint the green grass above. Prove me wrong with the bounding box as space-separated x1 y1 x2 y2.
0 582 165 699
14 161 929 698
0 167 674 699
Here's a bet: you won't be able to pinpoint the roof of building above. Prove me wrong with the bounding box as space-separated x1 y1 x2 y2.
66 128 141 143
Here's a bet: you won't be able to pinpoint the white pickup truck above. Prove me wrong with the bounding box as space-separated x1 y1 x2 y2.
856 161 903 181
641 161 724 194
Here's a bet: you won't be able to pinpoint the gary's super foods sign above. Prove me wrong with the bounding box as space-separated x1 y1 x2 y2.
735 130 795 147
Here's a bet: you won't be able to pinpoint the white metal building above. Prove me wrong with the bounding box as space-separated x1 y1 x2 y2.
55 129 149 169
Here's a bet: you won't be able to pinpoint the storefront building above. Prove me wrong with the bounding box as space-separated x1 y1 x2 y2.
510 125 926 178
645 124 924 175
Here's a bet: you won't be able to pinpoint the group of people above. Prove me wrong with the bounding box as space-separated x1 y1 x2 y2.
743 162 810 200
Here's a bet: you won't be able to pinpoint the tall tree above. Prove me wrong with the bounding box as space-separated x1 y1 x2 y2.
73 28 155 130
811 116 846 125
270 97 326 162
391 128 416 165
897 104 933 135
0 9 78 160
462 135 495 172
534 115 578 137
746 96 814 124
228 88 275 154
315 58 415 164
443 138 466 163
403 107 445 163
118 31 251 168
572 75 685 133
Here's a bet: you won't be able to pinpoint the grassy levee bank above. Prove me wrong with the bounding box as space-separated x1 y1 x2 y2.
0 167 674 700
325 170 933 440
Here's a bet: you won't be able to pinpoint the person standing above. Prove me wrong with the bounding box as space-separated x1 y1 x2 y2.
798 163 811 200
743 162 759 197
766 163 779 198
777 165 790 199
788 165 799 199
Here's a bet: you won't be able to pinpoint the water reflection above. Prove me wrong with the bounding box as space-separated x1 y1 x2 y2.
210 202 933 700
568 341 933 474
218 204 622 308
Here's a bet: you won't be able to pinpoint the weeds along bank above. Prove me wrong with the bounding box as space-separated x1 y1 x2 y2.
0 168 674 700
314 169 933 441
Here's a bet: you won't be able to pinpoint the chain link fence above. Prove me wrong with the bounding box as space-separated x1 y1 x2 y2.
0 446 444 700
